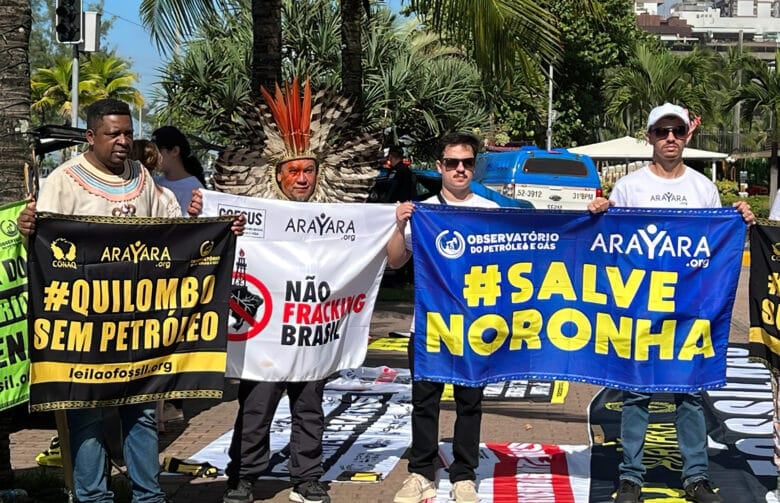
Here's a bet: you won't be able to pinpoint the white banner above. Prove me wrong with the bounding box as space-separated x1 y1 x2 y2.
438 443 591 503
201 191 396 381
186 390 412 482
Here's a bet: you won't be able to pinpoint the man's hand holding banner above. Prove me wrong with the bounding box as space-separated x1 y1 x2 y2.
411 205 745 392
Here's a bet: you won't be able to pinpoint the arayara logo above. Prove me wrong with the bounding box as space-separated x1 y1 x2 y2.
436 230 465 259
589 223 710 260
650 192 688 204
285 213 356 236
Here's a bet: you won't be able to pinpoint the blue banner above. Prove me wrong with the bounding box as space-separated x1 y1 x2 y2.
411 205 745 392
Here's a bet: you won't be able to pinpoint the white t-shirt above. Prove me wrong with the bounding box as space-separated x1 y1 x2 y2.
403 193 499 250
154 175 204 215
609 164 720 209
770 195 780 221
405 193 499 332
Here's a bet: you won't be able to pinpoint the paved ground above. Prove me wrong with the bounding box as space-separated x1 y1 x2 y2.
8 268 752 502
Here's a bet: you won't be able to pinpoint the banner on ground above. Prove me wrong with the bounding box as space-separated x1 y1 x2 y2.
411 205 745 391
186 390 412 482
588 344 775 502
0 201 29 411
201 191 396 381
438 442 591 503
28 214 236 411
748 222 780 373
366 338 569 402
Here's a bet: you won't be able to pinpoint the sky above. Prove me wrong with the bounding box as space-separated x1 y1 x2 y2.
101 1 164 99
104 0 404 99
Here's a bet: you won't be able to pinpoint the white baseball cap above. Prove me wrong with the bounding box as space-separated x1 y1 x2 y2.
647 103 691 130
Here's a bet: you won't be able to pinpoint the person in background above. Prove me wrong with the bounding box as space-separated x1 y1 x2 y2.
132 136 187 428
588 102 754 503
387 131 493 503
149 127 207 423
769 193 780 220
385 145 415 203
151 126 207 215
132 139 162 175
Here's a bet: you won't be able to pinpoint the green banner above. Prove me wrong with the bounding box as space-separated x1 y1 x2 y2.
0 200 29 411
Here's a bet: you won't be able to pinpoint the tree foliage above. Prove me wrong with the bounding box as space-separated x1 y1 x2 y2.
152 0 490 158
603 42 721 136
405 0 560 82
547 0 641 147
31 52 142 125
727 51 780 197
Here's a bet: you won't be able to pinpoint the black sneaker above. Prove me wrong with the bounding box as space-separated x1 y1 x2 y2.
223 478 253 503
684 480 722 503
615 479 642 503
289 480 331 503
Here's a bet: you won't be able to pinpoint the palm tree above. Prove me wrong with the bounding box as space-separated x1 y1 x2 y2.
0 0 32 486
340 0 366 106
406 0 559 81
728 51 780 203
141 0 369 101
31 57 84 125
153 2 489 157
362 13 490 157
0 0 33 198
251 0 282 92
31 53 141 125
403 0 604 82
80 52 144 110
603 42 720 136
153 9 256 146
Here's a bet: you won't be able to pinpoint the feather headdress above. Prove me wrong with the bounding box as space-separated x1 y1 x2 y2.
213 77 380 203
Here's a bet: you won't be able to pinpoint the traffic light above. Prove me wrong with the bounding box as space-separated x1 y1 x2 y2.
55 0 82 44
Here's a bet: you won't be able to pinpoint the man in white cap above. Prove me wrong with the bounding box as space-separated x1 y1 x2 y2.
588 103 754 503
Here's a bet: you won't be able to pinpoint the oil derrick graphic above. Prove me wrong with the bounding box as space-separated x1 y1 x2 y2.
230 249 263 330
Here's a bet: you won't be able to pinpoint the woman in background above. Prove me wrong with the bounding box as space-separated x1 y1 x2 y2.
132 139 162 174
131 138 182 431
151 126 207 215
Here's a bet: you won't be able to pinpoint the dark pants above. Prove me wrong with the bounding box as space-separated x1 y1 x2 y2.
407 337 483 482
225 379 326 484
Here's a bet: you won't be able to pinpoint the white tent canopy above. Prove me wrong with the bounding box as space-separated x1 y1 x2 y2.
569 136 727 182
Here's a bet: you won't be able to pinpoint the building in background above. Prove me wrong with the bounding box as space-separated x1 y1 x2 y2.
635 0 780 61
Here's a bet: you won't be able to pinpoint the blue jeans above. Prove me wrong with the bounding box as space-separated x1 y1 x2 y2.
67 403 165 503
619 391 708 487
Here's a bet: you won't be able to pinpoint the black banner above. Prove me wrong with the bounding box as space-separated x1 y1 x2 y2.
750 222 780 373
28 214 236 411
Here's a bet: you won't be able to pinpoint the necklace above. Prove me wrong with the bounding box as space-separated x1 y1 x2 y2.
110 162 137 217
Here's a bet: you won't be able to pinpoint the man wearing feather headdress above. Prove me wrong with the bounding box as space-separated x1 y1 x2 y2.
215 77 380 503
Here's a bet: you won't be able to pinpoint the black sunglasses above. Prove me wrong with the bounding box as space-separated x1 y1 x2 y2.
650 125 688 140
441 157 476 171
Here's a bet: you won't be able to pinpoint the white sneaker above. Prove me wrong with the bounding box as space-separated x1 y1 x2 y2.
451 480 478 503
394 473 436 503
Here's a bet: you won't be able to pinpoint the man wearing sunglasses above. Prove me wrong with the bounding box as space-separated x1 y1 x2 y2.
588 103 754 503
387 132 497 503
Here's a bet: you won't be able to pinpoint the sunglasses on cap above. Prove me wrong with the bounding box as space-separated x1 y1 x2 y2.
649 125 688 140
441 157 476 171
